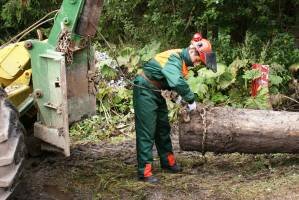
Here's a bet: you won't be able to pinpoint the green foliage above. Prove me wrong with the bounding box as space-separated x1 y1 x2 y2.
214 31 298 99
167 101 180 123
97 83 132 115
97 61 118 80
244 88 271 110
71 42 162 141
269 75 283 87
116 41 161 74
242 69 262 88
70 113 134 142
71 81 134 142
0 0 297 142
0 0 62 43
188 31 296 109
99 0 298 47
188 63 230 104
187 56 274 109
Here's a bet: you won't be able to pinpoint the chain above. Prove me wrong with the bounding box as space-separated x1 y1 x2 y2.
200 106 208 158
56 31 73 64
86 36 99 95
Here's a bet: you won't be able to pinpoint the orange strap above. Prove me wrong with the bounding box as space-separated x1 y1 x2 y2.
144 163 153 177
182 62 189 77
167 153 176 167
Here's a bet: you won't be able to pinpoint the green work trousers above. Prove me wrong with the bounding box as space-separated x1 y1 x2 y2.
133 75 173 177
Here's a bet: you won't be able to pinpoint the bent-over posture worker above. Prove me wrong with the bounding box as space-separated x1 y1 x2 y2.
133 34 216 183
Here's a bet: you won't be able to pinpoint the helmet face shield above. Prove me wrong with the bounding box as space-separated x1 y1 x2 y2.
191 38 217 73
204 52 217 73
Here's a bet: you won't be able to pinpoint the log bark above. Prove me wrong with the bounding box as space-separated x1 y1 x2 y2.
179 104 299 154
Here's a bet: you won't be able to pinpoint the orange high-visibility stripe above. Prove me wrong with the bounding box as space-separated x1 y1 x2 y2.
144 163 153 177
182 62 189 77
167 153 176 167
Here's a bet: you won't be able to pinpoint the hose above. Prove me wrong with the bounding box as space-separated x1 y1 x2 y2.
0 9 59 48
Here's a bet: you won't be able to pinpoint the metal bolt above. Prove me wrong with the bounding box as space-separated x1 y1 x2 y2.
24 41 33 50
63 17 70 25
34 89 43 98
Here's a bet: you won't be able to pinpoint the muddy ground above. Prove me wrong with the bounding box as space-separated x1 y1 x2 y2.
11 127 299 200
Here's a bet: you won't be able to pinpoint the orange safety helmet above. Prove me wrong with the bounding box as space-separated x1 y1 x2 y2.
191 33 217 72
192 32 203 42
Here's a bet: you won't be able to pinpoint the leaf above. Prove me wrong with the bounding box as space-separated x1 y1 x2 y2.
99 64 117 80
117 55 130 66
242 69 262 81
117 88 130 100
228 88 246 106
117 47 136 66
97 86 112 100
130 55 140 67
198 63 226 78
139 41 161 62
119 47 135 57
218 71 235 89
197 83 209 95
211 92 228 103
228 59 249 77
270 63 287 74
187 75 205 93
245 88 271 110
269 74 283 86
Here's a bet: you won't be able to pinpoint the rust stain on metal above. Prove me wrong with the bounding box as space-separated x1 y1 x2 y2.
76 0 104 37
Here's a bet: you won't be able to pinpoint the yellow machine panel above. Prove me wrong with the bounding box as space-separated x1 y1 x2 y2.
0 42 30 84
5 69 32 106
0 42 32 107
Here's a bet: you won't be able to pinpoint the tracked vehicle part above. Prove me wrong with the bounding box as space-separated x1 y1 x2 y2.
179 104 299 154
0 88 26 200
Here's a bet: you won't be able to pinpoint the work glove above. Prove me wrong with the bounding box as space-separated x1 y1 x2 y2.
187 101 197 111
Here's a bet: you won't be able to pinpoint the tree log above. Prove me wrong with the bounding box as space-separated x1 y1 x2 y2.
179 104 299 154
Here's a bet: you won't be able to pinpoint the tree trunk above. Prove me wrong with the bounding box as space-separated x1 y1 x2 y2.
179 104 299 154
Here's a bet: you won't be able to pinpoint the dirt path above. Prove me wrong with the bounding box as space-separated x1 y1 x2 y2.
11 130 299 200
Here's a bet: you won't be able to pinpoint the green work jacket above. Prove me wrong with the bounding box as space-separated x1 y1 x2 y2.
142 48 195 103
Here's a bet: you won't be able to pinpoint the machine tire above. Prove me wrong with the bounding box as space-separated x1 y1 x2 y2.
0 90 26 200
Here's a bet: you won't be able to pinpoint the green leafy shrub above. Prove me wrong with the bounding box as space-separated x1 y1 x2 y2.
116 41 161 74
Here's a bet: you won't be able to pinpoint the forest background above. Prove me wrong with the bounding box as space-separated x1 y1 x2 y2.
0 0 298 140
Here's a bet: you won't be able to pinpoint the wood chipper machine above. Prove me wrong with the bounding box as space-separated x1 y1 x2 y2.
0 0 103 198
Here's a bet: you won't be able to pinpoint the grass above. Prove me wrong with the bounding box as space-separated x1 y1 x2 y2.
67 118 299 199
56 146 298 200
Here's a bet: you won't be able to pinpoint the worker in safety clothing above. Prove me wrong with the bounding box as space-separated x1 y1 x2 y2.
133 33 217 183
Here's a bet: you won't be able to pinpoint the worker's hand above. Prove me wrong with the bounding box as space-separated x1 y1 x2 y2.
187 101 197 111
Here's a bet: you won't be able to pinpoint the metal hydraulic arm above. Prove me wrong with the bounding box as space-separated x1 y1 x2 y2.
24 0 103 156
